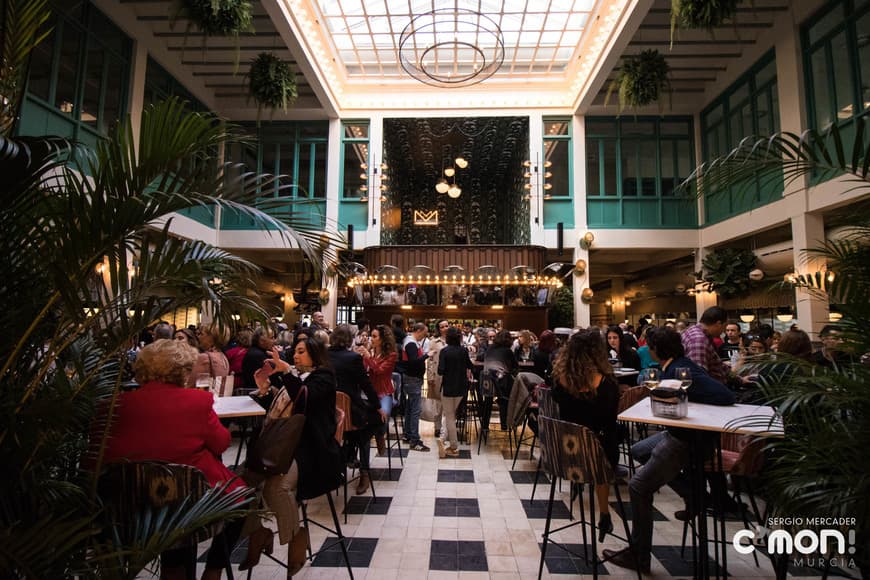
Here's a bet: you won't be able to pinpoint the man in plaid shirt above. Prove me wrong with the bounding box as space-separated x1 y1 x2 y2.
680 306 728 383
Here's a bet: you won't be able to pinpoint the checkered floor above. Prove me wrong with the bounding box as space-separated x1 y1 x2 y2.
140 420 838 579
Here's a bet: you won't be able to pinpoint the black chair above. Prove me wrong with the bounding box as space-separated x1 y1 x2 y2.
510 373 544 469
530 386 558 501
536 416 641 580
99 461 245 580
299 485 355 580
616 386 649 477
336 391 377 523
383 372 405 479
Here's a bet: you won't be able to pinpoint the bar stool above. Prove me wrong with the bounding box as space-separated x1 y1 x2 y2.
335 391 377 523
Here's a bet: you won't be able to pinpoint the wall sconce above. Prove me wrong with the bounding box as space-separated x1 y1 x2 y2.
581 288 594 303
523 157 553 225
360 159 388 225
783 272 797 284
776 307 794 322
739 310 756 323
573 259 587 275
749 268 765 281
579 231 595 250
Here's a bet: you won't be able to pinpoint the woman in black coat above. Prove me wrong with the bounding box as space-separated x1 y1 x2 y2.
327 325 385 494
437 327 473 455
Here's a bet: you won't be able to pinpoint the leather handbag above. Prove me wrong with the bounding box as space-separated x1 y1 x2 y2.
245 388 306 476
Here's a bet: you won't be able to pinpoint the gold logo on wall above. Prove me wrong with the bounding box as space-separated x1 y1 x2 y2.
413 210 439 226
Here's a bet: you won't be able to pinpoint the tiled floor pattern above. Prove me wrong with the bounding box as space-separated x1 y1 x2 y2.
168 420 837 579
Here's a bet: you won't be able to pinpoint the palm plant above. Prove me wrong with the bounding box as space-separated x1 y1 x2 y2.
683 119 870 577
0 96 339 577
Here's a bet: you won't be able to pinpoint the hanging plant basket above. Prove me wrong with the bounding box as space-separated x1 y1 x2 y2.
694 247 757 298
248 52 297 115
605 49 670 113
176 0 253 37
671 0 740 34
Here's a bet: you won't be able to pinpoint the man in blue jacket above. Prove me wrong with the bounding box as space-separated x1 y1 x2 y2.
604 326 735 572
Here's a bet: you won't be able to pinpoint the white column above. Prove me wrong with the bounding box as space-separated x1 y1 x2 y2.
791 213 828 338
368 114 385 245
573 244 591 328
323 118 343 329
528 112 544 244
694 248 719 317
127 41 148 155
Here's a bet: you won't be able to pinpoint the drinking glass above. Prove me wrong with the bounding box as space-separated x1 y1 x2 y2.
675 367 692 391
643 368 660 391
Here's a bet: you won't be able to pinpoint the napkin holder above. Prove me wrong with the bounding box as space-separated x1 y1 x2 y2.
650 380 688 418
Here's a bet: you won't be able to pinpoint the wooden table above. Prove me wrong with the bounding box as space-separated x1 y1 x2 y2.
213 395 266 418
618 400 783 579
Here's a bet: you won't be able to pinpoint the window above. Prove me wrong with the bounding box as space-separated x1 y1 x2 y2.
144 57 208 113
20 2 131 140
542 118 571 197
341 122 370 199
700 50 782 224
803 0 870 165
585 117 696 228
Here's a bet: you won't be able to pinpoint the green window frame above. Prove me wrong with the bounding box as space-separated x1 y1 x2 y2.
144 57 208 113
340 121 371 200
541 117 573 228
700 49 782 224
585 117 697 229
19 2 132 146
802 0 870 169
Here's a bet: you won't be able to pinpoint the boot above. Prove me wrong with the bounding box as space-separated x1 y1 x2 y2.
200 568 222 580
356 471 371 495
239 526 274 571
376 433 386 456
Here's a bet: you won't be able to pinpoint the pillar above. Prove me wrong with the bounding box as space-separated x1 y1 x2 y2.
791 213 828 338
694 248 719 318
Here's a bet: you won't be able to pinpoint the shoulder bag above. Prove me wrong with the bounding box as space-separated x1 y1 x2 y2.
245 387 307 476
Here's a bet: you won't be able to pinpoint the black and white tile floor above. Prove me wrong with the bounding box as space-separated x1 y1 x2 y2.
150 421 835 579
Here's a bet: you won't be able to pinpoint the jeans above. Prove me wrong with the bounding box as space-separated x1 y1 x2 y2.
628 431 691 566
379 393 393 436
403 375 423 443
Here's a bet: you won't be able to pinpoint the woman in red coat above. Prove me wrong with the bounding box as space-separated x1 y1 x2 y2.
103 339 247 580
356 324 398 455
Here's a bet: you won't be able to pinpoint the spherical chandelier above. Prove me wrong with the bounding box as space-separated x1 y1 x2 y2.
399 9 505 88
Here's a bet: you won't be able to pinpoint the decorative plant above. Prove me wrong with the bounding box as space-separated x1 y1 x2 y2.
176 0 253 37
0 0 52 135
248 52 297 115
683 120 870 578
0 97 332 577
548 285 575 330
605 49 670 113
694 247 756 297
671 0 740 42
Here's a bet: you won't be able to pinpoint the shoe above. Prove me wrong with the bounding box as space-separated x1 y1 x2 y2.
597 513 613 542
239 526 275 571
410 441 430 452
434 429 441 437
602 548 650 573
401 434 410 443
437 439 446 458
356 472 371 495
286 528 309 576
376 434 386 456
674 507 699 522
614 465 629 479
445 447 460 457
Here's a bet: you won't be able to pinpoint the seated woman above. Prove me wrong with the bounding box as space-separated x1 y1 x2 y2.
607 325 642 391
328 324 385 495
550 328 620 541
243 336 342 575
189 323 230 390
102 339 248 580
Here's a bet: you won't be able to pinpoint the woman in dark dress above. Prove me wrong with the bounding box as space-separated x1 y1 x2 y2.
607 325 641 390
244 336 342 574
482 329 517 431
551 328 620 541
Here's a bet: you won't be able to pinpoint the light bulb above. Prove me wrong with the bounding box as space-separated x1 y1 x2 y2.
435 179 449 193
447 185 461 198
360 173 367 180
455 157 468 169
444 167 455 177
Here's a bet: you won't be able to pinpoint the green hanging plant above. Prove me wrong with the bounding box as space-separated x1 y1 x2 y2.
605 49 670 113
694 247 757 298
671 0 740 43
176 0 253 37
248 52 297 116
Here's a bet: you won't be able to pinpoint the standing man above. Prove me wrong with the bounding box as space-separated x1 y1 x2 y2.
427 320 450 442
717 321 743 361
461 322 477 349
681 306 728 383
310 311 331 334
399 323 430 451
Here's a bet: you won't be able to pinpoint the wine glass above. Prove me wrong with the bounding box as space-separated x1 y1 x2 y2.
643 367 660 391
195 373 213 393
675 367 692 392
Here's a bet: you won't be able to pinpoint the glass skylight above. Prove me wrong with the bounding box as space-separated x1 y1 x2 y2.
313 0 598 80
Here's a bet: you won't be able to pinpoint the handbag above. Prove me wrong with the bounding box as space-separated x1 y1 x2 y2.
420 397 442 422
245 387 307 476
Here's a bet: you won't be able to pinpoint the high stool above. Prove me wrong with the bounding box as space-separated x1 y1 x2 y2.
335 391 377 523
536 417 641 580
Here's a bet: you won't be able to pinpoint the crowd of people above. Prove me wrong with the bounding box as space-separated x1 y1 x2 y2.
102 306 857 578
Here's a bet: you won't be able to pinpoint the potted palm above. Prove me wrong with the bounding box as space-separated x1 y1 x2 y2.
0 91 342 575
683 121 870 578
